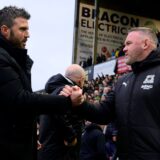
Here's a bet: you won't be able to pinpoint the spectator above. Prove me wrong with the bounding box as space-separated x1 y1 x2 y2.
104 122 118 160
80 121 106 160
96 53 102 64
101 86 111 102
111 49 115 57
87 56 92 67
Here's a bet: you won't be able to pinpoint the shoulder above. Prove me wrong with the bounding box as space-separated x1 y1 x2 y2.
0 47 11 66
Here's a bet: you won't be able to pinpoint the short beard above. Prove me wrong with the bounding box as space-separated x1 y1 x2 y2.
9 30 21 48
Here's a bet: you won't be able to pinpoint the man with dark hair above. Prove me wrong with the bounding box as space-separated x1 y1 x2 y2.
0 6 74 160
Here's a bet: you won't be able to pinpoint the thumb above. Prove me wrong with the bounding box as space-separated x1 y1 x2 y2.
72 85 80 91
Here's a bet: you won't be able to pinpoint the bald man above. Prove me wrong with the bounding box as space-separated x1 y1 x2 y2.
38 64 86 160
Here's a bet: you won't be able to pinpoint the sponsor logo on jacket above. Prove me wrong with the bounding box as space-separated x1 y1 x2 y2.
141 75 155 90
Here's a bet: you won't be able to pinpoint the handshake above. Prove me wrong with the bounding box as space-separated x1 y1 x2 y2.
59 85 85 106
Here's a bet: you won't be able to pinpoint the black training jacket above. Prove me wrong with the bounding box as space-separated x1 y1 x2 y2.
78 48 160 160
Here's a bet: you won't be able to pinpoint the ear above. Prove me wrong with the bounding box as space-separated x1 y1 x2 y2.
143 39 149 49
0 25 10 38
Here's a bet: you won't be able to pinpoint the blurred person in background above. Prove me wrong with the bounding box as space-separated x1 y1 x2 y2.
38 64 86 160
80 121 106 160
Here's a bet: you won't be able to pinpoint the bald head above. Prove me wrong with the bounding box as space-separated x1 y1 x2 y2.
65 64 86 88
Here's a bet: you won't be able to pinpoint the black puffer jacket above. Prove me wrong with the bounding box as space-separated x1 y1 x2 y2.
78 49 160 160
0 35 71 145
38 74 84 160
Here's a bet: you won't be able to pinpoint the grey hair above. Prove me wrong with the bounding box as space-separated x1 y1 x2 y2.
128 27 158 47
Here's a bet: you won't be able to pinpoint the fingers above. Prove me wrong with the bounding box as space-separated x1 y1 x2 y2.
59 85 82 102
59 90 70 97
59 85 72 97
64 85 72 91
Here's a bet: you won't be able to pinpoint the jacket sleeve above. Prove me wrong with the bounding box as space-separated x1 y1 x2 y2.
75 91 115 124
0 53 72 113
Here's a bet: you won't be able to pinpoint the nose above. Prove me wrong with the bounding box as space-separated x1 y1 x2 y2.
25 30 30 38
123 46 127 53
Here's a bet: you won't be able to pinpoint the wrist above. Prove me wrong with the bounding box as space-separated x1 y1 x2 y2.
80 95 85 105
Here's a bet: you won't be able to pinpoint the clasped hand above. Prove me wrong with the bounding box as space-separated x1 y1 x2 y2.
59 85 84 106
